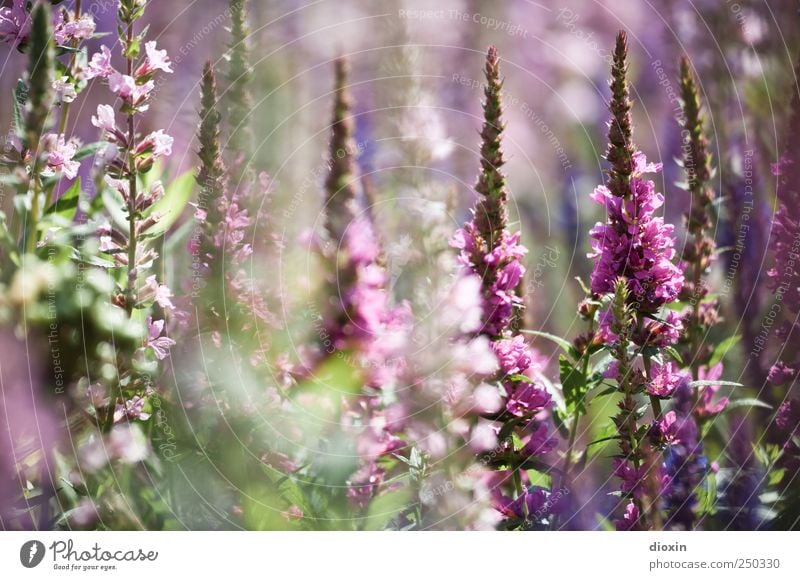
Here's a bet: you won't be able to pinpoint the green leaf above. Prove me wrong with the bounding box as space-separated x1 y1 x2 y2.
12 80 26 136
363 487 411 531
708 335 741 367
724 398 772 411
663 346 684 365
697 471 717 516
73 142 107 161
43 178 81 220
690 380 744 388
520 329 575 358
142 170 195 237
559 354 588 413
101 187 128 231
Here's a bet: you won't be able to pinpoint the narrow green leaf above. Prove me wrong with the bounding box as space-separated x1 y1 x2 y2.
142 170 195 237
690 379 745 388
363 487 411 531
13 80 26 136
708 335 741 367
559 354 588 412
73 142 107 161
43 178 81 219
520 329 575 357
724 398 772 411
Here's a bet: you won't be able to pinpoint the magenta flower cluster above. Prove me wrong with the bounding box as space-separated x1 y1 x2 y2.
589 153 684 313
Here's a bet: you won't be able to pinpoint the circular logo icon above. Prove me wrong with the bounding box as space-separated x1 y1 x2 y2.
20 540 46 568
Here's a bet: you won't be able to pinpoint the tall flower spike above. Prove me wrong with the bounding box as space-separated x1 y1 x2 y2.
606 31 635 198
24 2 52 156
226 0 254 163
22 2 53 252
451 47 555 529
677 57 717 371
473 45 508 249
323 57 359 245
196 61 227 281
590 33 684 530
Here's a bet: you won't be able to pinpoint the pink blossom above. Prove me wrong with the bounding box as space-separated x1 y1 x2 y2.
638 310 683 347
0 0 30 47
42 134 80 180
282 505 304 521
615 501 640 531
85 45 115 79
492 335 533 377
104 175 130 200
506 381 551 417
346 217 381 264
521 422 556 456
141 275 175 311
53 77 77 104
55 14 95 45
657 410 681 445
588 152 683 312
646 361 682 398
147 317 176 360
91 104 117 133
138 130 173 158
136 41 174 75
613 458 647 498
346 462 384 509
694 363 729 419
109 72 136 98
109 72 154 105
114 396 152 422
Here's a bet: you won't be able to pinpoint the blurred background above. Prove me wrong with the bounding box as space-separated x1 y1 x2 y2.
3 0 797 350
2 0 799 530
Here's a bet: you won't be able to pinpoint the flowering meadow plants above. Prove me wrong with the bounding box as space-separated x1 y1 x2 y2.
0 0 799 532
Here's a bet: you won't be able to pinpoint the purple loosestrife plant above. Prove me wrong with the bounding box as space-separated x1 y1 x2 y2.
676 57 719 378
765 61 800 528
88 1 175 314
85 0 176 429
225 0 254 169
588 32 684 530
451 46 557 530
312 58 410 518
662 379 708 529
188 62 276 358
1 1 96 252
660 57 724 530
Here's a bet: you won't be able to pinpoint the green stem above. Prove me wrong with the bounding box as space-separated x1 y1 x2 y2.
25 175 41 253
124 22 138 314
